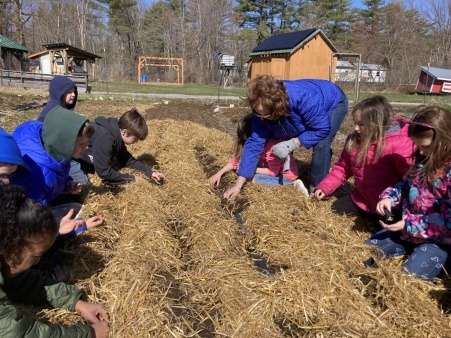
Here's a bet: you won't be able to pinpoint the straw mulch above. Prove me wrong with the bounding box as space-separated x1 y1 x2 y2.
34 115 451 337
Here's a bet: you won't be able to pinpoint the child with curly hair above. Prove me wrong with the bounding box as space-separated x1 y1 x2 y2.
0 184 109 337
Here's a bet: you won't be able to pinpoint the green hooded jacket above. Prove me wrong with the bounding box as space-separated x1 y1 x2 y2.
0 267 92 337
42 107 88 162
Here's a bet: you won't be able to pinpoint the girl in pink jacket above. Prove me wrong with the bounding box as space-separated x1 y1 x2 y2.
209 113 308 195
313 96 415 219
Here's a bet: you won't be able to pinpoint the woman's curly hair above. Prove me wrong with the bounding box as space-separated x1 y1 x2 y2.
0 184 58 259
247 75 289 119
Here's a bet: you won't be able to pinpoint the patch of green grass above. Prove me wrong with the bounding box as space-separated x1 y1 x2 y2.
90 81 246 97
91 81 451 107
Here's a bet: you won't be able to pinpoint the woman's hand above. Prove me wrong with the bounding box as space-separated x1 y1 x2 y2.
85 213 104 230
379 219 405 232
376 198 392 216
313 189 325 200
223 176 246 199
223 184 241 199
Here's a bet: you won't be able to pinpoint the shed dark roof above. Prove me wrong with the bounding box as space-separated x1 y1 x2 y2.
0 34 28 52
419 66 451 80
44 43 102 59
28 43 102 60
250 28 338 56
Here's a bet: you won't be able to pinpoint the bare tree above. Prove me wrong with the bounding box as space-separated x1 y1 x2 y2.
380 2 430 85
422 0 451 68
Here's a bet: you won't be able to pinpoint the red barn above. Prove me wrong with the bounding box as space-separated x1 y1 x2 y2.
415 66 451 94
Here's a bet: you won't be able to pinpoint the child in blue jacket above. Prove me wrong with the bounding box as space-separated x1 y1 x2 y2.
11 107 103 235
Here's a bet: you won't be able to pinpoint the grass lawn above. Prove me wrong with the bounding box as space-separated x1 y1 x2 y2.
90 81 245 97
90 81 451 108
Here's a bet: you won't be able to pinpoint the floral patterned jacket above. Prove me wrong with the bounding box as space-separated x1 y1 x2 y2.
380 162 451 244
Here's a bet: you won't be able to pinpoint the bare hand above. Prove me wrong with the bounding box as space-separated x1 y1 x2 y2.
151 171 165 183
313 189 325 200
208 172 223 187
91 321 110 338
379 219 405 232
59 209 84 235
376 198 392 216
85 213 104 230
223 185 241 199
67 182 82 194
76 300 109 324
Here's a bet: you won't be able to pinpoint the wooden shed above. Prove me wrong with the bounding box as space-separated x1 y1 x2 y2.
0 34 29 71
415 66 451 94
28 43 102 80
247 28 338 81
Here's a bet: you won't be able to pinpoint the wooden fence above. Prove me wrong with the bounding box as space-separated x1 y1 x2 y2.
0 70 90 92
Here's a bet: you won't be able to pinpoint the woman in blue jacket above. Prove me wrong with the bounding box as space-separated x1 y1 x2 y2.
224 75 348 199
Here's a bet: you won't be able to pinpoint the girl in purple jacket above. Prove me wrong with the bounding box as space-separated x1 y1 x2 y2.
224 75 348 199
313 96 415 220
367 106 451 280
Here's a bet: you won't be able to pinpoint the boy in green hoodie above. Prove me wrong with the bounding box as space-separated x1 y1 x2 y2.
11 107 103 280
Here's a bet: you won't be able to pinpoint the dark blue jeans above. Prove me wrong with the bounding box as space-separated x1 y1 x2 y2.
310 91 348 189
366 229 451 280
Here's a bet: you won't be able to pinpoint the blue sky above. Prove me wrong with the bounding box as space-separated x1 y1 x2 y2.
352 0 364 8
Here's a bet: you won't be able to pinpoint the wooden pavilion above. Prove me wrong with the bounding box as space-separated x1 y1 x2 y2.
28 43 102 80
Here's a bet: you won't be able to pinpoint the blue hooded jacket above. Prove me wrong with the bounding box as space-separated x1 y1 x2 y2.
237 79 344 179
0 127 30 173
11 108 87 205
37 75 78 122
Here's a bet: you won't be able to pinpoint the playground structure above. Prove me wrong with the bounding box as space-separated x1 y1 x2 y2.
137 56 184 85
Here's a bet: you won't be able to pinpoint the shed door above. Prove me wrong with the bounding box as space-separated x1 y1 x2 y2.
271 59 286 80
442 82 451 93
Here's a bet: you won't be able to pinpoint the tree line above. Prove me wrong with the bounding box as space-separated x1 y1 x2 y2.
0 0 450 86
